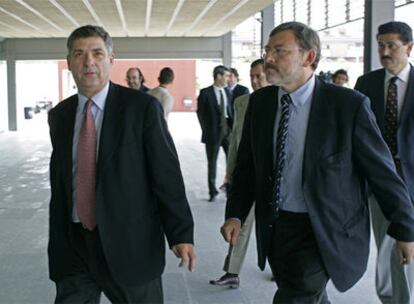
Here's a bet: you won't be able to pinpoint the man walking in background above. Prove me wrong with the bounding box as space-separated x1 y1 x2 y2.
197 65 232 202
355 21 414 304
228 67 250 104
210 59 269 288
149 67 175 120
126 67 150 92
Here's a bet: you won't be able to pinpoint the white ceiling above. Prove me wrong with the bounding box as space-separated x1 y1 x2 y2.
0 0 275 38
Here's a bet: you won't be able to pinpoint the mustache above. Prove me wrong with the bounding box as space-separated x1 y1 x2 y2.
265 63 278 70
381 55 392 60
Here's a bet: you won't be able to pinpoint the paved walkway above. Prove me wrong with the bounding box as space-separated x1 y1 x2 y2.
0 112 380 303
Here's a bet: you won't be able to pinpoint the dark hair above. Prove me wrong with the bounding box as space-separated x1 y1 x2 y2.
377 21 413 44
213 65 230 80
332 69 348 81
67 25 113 54
269 21 321 70
250 59 264 69
158 67 174 84
230 68 239 78
127 67 146 84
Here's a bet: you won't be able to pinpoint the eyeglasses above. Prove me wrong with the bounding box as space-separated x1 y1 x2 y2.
262 47 303 59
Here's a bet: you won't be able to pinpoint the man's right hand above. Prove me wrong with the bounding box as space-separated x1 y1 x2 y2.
220 219 241 245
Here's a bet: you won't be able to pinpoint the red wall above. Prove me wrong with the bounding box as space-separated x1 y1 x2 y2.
58 59 197 112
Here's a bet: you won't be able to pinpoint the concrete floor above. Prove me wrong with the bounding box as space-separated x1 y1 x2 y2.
0 112 381 303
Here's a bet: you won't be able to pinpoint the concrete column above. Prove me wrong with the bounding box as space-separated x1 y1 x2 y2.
6 50 17 131
363 0 394 73
222 32 232 67
262 3 275 49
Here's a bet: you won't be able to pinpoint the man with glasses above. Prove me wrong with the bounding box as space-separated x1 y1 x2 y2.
220 21 414 303
355 21 414 304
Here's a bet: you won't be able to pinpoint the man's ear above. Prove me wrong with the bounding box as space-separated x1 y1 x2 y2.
109 52 115 65
406 41 413 57
303 49 317 68
66 56 71 71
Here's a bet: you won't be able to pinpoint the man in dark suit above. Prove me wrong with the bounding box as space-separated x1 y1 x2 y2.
228 67 250 104
355 21 414 304
197 65 232 202
48 25 195 303
221 21 414 303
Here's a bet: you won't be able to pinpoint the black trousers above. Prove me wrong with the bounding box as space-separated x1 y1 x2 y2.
55 224 163 304
205 135 229 196
268 211 330 304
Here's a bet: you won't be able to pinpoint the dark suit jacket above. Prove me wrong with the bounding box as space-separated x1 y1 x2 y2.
48 82 194 286
229 84 250 103
226 78 414 292
197 85 233 144
355 66 414 201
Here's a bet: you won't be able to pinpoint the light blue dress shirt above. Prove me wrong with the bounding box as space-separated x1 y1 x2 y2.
274 76 315 213
71 82 109 222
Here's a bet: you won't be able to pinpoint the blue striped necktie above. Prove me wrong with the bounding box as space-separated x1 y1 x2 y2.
271 94 291 215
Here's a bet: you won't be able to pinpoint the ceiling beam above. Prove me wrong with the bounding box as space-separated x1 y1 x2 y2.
0 36 225 60
114 0 129 36
202 0 249 36
145 0 153 36
0 20 24 34
49 0 80 28
164 0 185 36
0 5 41 33
15 0 63 33
183 0 219 36
82 0 104 27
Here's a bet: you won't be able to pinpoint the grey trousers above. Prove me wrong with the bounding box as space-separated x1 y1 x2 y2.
223 203 255 274
370 195 414 304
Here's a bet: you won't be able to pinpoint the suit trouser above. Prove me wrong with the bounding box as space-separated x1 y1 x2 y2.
267 210 330 304
55 224 163 304
223 203 255 274
369 195 414 304
205 135 229 196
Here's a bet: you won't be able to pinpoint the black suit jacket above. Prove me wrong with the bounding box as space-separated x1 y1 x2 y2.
197 85 233 144
355 66 414 201
48 82 194 286
229 84 250 103
226 78 414 292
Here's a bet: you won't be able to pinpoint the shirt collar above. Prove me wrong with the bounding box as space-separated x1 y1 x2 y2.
385 63 411 84
279 75 315 108
78 82 110 111
213 85 226 91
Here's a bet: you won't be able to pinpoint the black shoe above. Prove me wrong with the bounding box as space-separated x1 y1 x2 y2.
208 193 218 202
209 273 239 288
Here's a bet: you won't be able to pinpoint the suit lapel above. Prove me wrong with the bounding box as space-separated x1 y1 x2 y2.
263 86 279 173
208 86 220 111
303 79 331 183
97 83 124 180
371 69 386 131
61 95 78 213
399 65 414 124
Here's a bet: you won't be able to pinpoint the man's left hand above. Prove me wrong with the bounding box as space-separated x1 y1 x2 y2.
171 243 196 272
396 241 414 265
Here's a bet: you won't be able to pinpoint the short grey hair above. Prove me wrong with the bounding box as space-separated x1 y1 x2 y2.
67 25 113 54
270 21 321 70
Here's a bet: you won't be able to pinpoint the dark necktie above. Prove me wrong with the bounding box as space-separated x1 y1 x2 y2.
384 76 398 157
76 99 97 231
271 94 291 215
219 90 228 136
